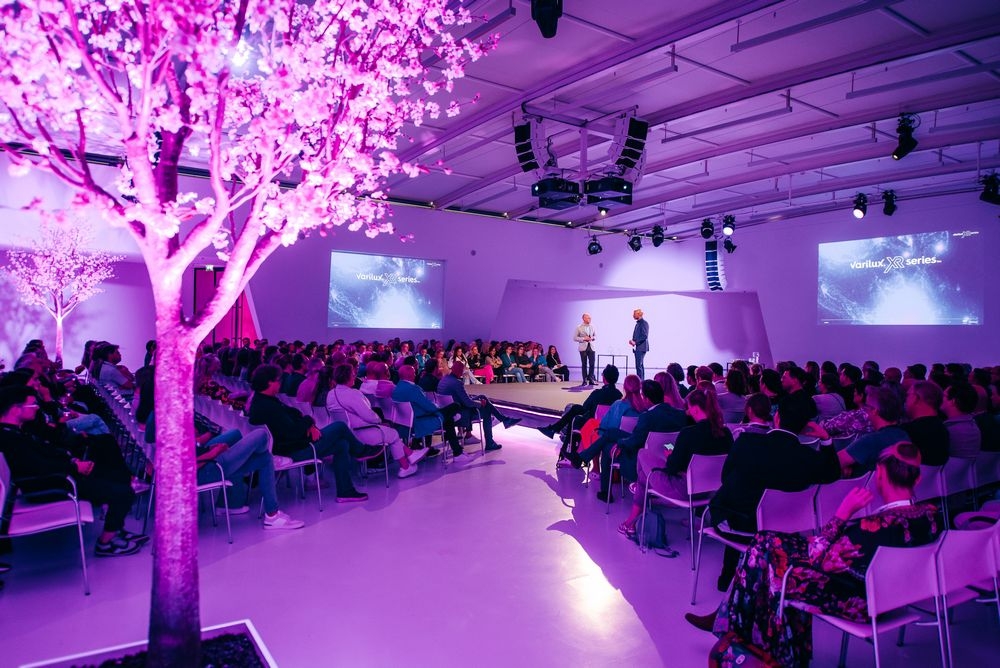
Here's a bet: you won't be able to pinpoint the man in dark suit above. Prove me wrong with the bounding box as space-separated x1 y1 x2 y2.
538 365 622 459
391 365 467 463
709 396 840 590
437 362 520 452
629 309 649 380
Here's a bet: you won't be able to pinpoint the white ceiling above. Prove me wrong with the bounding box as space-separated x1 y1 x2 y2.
385 0 1000 241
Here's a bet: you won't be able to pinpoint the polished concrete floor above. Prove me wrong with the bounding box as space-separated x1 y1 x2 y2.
2 426 998 667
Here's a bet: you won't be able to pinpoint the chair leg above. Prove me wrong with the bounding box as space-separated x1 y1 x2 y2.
75 507 91 596
688 507 696 570
315 463 324 511
872 621 882 668
208 491 218 527
938 595 952 668
638 485 650 554
837 632 849 668
691 515 706 605
896 625 906 646
383 448 390 489
219 485 232 544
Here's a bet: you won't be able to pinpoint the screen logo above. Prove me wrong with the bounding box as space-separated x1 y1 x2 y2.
849 255 940 273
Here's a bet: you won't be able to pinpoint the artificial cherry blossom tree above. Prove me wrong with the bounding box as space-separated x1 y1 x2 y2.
4 212 122 366
0 1 491 663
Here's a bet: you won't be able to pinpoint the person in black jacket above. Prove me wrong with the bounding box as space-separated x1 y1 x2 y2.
247 365 376 503
709 396 840 590
538 365 622 463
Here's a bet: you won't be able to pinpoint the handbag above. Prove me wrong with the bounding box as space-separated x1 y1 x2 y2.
708 632 781 668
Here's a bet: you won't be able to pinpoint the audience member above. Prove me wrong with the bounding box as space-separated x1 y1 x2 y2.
837 385 908 474
538 365 622 462
437 362 521 452
900 380 950 465
942 382 982 458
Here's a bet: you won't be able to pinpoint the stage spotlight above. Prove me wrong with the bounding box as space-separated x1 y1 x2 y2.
723 238 737 254
721 214 736 236
651 225 665 247
891 113 919 160
628 233 643 252
530 0 562 39
882 190 897 216
587 236 603 255
598 207 608 217
700 218 714 239
981 174 1000 205
852 193 868 219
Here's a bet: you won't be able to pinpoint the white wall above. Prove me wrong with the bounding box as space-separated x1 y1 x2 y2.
725 192 999 367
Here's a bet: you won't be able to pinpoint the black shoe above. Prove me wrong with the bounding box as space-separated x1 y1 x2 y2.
502 417 522 430
596 490 614 503
95 536 141 557
336 490 369 503
717 572 734 592
118 529 150 546
684 610 718 633
485 442 502 452
424 447 441 458
538 426 557 440
566 451 584 469
0 562 10 574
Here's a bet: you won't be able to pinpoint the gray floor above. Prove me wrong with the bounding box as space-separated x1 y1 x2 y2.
2 426 997 667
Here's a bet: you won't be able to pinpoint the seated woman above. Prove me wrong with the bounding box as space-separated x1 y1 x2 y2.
485 345 504 382
813 372 847 421
467 344 494 384
449 346 480 385
617 387 731 536
545 345 570 382
531 345 560 382
686 441 941 668
499 344 527 383
821 379 875 438
515 345 536 379
569 374 648 500
717 369 749 423
326 363 427 479
654 370 685 409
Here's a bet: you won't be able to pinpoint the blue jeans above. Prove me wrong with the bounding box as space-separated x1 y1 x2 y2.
634 351 646 380
66 413 111 435
197 429 279 514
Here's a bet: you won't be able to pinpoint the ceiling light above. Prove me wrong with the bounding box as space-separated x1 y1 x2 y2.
723 238 737 254
651 225 665 247
628 234 642 252
598 207 608 217
721 215 736 236
587 236 603 255
980 174 1000 205
852 193 868 219
530 0 562 39
700 218 714 239
882 190 897 216
891 113 919 160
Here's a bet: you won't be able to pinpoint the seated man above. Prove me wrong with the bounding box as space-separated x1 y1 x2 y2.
943 382 982 459
901 380 950 465
709 396 840 589
837 384 909 474
538 364 622 461
248 364 377 503
0 387 145 556
91 343 136 394
437 361 521 452
391 365 471 465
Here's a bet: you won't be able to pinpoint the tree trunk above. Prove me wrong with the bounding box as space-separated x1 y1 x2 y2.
146 286 201 666
54 314 64 367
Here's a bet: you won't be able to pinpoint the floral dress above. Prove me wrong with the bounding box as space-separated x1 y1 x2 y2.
712 503 941 667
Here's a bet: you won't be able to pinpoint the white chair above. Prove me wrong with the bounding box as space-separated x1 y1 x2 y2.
326 405 391 488
974 452 1000 489
691 486 818 605
816 473 872 527
144 457 234 542
781 538 947 668
935 525 1000 667
390 400 447 466
639 453 727 568
428 391 484 456
0 454 95 595
257 426 325 511
644 430 680 451
605 415 639 512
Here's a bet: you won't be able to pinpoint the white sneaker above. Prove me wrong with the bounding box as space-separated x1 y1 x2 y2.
463 434 481 445
263 510 305 530
272 455 294 469
452 452 476 465
408 448 429 465
398 463 419 478
226 505 251 515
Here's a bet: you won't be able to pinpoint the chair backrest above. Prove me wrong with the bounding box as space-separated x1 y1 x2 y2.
975 452 1000 488
0 453 12 512
392 401 414 428
757 487 819 534
685 454 727 497
291 400 314 418
866 464 944 511
644 431 680 450
816 474 872 526
942 456 976 496
831 434 857 449
936 526 1000 598
593 403 611 422
866 538 944 617
619 416 638 434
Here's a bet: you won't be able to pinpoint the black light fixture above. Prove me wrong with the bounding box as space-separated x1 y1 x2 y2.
980 173 1000 205
852 193 868 219
882 190 898 216
530 0 562 39
651 225 665 247
587 236 603 255
627 233 643 252
723 238 737 254
700 218 714 239
721 214 736 236
891 113 919 160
